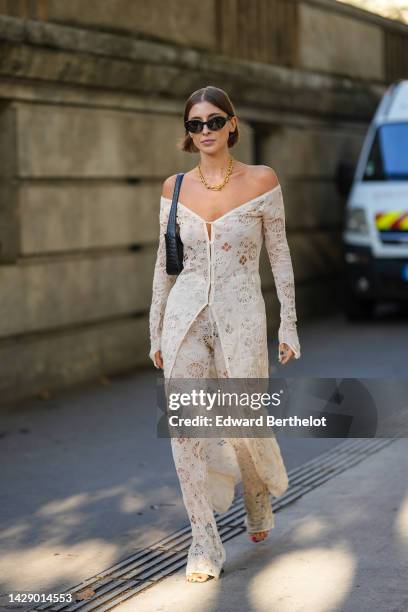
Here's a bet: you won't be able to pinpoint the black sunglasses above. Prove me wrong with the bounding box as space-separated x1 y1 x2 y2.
184 114 234 134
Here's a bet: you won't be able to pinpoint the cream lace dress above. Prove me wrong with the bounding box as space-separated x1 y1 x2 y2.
148 183 301 576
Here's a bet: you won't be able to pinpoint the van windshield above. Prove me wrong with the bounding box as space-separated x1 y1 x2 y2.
363 122 408 181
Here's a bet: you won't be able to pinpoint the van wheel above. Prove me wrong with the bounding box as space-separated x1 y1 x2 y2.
343 295 375 321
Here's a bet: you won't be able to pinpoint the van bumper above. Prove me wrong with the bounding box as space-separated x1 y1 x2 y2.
343 243 408 301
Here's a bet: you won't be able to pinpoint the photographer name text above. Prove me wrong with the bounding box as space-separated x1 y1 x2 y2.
168 415 327 427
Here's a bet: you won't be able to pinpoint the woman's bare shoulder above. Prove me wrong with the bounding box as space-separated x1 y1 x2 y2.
161 174 178 199
251 165 280 191
238 163 279 192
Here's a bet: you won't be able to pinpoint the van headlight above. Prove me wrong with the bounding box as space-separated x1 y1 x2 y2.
345 207 368 235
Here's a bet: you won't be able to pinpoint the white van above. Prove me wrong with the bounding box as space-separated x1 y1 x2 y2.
341 79 408 319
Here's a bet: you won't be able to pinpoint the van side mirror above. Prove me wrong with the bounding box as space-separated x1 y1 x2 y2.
335 161 356 198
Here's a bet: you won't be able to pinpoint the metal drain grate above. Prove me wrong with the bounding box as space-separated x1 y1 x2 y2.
27 437 397 612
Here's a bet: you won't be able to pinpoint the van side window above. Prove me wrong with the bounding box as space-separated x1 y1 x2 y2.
363 123 408 181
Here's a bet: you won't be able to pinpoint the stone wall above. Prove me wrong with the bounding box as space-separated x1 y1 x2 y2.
0 0 407 404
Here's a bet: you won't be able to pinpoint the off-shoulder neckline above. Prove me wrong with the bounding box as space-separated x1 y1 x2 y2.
160 183 280 225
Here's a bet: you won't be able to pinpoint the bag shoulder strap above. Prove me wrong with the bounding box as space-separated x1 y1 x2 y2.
167 173 185 236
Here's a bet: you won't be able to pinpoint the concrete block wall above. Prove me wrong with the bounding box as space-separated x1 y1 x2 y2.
0 94 252 403
299 2 384 80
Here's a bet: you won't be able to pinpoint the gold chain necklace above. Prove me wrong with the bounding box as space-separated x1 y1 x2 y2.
197 156 234 191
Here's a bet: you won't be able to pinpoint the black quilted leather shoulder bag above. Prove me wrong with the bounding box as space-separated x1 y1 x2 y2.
165 172 185 275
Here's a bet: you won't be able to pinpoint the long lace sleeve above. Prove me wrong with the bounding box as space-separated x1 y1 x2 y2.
148 199 177 368
262 185 301 360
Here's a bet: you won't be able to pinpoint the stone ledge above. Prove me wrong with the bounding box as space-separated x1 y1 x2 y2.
0 15 387 119
302 0 408 33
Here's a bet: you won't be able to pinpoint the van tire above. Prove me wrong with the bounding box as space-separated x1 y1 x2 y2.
343 295 375 321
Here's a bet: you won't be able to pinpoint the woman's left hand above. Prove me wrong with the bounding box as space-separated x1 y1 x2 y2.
278 343 295 365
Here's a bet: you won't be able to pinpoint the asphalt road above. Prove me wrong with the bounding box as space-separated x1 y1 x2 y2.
0 307 407 600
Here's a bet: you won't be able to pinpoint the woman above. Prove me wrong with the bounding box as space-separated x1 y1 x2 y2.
149 86 301 583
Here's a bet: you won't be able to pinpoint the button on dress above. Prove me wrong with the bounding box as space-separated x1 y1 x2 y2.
148 183 301 525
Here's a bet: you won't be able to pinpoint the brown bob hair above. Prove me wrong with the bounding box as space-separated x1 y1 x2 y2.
178 86 240 153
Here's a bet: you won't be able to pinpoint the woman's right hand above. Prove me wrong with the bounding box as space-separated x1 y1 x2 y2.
278 343 296 365
154 350 164 370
